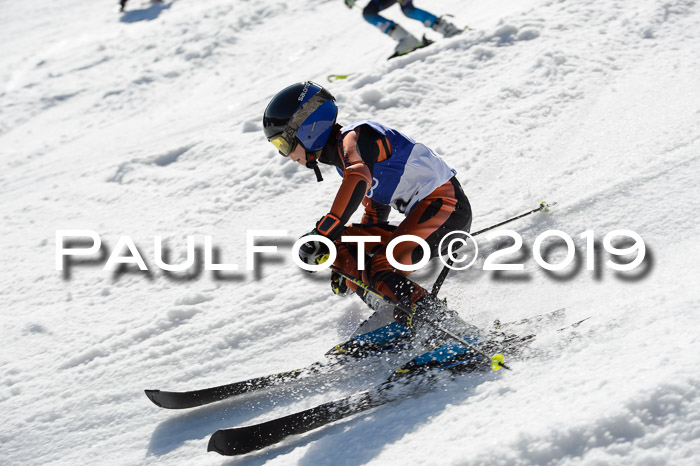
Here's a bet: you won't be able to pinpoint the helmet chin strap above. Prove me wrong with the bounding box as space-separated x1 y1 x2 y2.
305 150 324 182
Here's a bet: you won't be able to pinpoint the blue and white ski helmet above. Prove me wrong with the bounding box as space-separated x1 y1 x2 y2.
263 81 338 154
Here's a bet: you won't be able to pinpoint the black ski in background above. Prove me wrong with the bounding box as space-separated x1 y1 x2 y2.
387 35 434 60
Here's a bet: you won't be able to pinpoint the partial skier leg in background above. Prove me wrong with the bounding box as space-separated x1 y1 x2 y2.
397 0 437 28
398 0 464 38
362 0 421 54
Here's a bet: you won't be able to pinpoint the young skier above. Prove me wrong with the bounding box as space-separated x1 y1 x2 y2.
345 0 463 55
263 81 479 358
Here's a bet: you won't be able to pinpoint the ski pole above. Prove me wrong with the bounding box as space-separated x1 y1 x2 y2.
330 267 510 371
327 74 352 83
430 201 555 296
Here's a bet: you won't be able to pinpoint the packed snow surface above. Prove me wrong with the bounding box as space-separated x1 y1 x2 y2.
1 0 700 464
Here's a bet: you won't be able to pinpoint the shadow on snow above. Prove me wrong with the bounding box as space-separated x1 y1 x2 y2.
120 1 172 23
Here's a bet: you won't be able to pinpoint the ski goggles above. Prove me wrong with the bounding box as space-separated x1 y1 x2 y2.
268 84 334 157
268 133 297 157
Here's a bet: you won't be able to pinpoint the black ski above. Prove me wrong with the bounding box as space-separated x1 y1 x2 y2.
145 361 334 409
207 358 478 456
208 383 393 455
145 344 403 409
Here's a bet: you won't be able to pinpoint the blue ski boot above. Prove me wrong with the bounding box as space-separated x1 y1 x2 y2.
326 288 414 358
392 295 489 375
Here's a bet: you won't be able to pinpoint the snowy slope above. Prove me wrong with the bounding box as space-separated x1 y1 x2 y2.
1 0 700 464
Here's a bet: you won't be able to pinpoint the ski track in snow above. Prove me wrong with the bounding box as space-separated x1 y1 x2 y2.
1 0 700 464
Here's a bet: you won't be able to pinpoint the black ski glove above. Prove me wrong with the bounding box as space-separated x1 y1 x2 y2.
297 230 330 272
330 272 350 296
